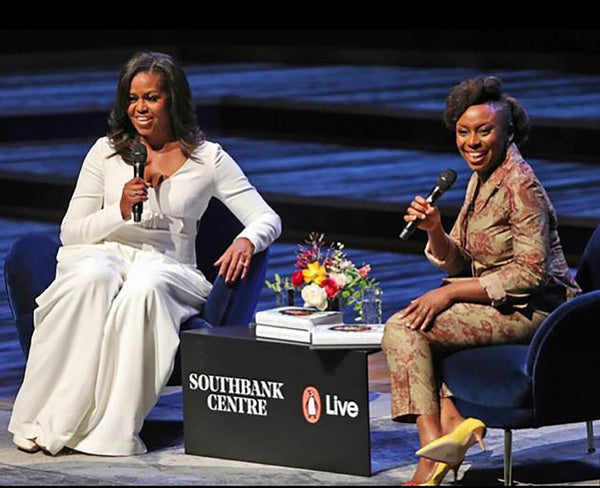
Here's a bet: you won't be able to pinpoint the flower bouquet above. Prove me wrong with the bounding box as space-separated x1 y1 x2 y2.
265 232 380 321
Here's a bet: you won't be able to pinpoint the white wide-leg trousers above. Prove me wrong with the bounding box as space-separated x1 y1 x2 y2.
8 241 211 456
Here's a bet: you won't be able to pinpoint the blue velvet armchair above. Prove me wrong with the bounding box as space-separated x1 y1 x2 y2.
440 224 600 485
3 198 269 386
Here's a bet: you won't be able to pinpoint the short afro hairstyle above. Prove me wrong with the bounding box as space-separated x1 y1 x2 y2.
444 76 530 146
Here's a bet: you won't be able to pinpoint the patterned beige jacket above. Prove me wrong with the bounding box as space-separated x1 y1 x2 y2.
426 144 581 314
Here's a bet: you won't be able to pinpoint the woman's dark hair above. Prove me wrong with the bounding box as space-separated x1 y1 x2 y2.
443 76 530 146
107 51 204 164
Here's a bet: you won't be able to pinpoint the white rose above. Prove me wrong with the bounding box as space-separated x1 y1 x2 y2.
301 283 328 311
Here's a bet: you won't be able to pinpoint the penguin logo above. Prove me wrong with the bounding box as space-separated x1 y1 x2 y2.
302 386 322 424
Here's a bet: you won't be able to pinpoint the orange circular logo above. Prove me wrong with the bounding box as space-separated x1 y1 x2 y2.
302 386 322 424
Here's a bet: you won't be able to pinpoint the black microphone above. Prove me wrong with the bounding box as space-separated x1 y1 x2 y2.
399 169 457 241
132 142 147 223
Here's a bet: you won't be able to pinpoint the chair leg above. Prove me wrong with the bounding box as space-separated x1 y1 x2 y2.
503 429 513 486
586 421 595 454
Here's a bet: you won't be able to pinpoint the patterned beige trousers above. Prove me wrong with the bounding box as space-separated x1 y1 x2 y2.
381 302 547 422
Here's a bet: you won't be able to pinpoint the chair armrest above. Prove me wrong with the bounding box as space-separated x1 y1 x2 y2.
525 290 600 424
575 224 600 293
3 233 60 357
202 248 269 327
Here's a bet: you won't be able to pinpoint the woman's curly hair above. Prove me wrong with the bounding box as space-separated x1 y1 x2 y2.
107 51 204 164
443 76 530 146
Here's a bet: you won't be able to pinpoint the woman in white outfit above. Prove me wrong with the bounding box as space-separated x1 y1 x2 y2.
9 51 282 456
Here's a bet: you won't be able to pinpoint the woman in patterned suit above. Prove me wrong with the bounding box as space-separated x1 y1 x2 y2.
382 76 580 485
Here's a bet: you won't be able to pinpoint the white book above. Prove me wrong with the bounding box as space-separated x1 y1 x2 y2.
255 324 311 343
254 306 344 330
310 324 385 349
255 323 385 349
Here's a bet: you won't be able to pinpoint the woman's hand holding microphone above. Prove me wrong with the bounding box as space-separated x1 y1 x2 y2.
120 178 148 220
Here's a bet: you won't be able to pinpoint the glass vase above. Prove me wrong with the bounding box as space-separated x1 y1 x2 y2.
360 286 382 324
275 287 297 307
326 297 341 311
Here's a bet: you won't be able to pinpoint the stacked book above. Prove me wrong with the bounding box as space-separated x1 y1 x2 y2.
254 306 384 348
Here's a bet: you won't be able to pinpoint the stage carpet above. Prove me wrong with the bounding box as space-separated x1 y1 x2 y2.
0 352 598 486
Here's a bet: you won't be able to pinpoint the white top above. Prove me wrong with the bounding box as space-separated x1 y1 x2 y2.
60 137 282 266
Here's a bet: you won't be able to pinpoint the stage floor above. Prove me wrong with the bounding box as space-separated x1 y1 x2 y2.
1 366 598 486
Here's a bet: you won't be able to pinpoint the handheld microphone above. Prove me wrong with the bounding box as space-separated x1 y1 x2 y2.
399 169 457 241
132 142 147 223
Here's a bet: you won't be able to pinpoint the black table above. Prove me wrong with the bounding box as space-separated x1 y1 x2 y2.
180 325 379 476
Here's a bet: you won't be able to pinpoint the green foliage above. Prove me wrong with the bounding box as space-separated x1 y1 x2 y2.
265 273 292 294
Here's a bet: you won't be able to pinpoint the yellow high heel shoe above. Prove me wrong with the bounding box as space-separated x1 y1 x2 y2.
403 462 461 486
416 418 486 465
421 462 461 485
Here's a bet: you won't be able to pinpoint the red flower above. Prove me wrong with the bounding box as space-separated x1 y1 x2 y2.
291 270 304 287
320 278 340 298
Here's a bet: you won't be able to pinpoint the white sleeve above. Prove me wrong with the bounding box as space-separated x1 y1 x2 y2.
59 139 126 246
210 144 282 253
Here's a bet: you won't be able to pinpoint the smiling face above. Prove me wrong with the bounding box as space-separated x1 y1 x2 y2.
455 102 513 178
127 71 172 146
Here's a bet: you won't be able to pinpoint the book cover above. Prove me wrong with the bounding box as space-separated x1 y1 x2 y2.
254 307 344 330
255 324 311 344
310 324 385 348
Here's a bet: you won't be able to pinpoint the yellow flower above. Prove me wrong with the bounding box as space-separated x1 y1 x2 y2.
302 261 327 285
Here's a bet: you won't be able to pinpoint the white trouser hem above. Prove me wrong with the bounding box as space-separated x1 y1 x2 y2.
67 436 147 456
